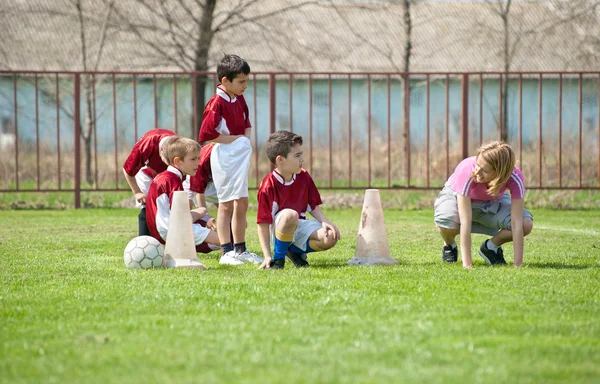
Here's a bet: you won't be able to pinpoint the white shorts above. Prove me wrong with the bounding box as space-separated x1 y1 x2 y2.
210 136 252 203
272 211 322 252
434 184 533 236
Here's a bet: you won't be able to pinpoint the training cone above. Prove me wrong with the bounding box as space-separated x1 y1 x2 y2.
347 189 399 266
163 191 206 269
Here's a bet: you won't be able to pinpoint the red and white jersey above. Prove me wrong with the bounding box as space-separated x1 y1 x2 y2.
146 166 210 245
198 86 251 142
123 128 175 179
188 143 214 194
257 169 322 225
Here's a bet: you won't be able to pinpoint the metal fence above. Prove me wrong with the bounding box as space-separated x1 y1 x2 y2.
0 70 599 207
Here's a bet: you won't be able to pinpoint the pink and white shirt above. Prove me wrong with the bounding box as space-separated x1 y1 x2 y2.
448 156 526 202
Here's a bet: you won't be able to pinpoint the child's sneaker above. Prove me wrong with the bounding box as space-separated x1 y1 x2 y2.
270 258 285 269
286 251 309 267
219 250 245 265
442 245 458 263
236 250 263 264
478 241 507 265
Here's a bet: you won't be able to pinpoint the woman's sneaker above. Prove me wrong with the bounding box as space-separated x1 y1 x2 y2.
442 245 458 263
478 241 507 265
286 251 309 267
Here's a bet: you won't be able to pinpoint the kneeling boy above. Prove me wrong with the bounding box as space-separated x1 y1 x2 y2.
257 131 340 269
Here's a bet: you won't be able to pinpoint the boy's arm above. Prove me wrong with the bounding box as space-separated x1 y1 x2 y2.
257 223 272 269
122 168 146 204
309 206 341 240
510 198 525 267
245 128 252 138
194 193 216 230
457 194 473 268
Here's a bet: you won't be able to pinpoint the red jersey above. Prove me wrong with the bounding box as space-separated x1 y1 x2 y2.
145 166 185 244
198 86 251 142
123 129 175 178
188 143 214 194
257 169 322 224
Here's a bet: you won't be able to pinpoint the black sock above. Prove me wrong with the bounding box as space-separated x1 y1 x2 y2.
221 243 233 255
234 242 246 254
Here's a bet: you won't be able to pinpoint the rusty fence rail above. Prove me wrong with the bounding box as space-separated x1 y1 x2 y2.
0 70 598 207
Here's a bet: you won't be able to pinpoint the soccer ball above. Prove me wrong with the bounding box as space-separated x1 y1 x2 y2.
123 236 164 269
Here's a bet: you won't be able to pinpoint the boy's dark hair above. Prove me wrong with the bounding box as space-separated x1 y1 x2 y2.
265 130 303 164
217 54 250 82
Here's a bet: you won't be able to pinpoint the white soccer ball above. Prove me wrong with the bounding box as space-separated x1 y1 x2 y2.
123 236 164 269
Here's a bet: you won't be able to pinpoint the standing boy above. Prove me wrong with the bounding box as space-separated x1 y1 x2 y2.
122 128 176 236
199 54 261 265
145 137 220 264
257 131 340 269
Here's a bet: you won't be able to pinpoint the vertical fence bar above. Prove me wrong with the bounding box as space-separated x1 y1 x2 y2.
426 74 430 188
289 74 293 133
498 73 502 141
387 74 391 188
92 74 98 187
253 73 259 183
35 74 40 189
328 74 333 188
445 74 449 179
461 73 469 160
269 74 276 136
598 73 600 188
368 74 372 187
73 74 81 208
309 74 313 175
558 73 562 187
538 74 543 188
404 74 410 187
479 74 483 145
153 74 158 128
133 74 137 139
192 74 198 140
13 74 19 190
348 74 352 187
518 74 523 167
173 75 178 134
578 73 582 187
56 74 61 189
112 73 118 190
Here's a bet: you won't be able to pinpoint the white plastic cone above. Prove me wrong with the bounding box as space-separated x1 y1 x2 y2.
163 191 206 269
347 189 399 266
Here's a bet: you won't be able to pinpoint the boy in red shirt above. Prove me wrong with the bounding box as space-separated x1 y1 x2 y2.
256 131 340 269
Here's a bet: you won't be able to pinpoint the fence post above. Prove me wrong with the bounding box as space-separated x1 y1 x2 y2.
404 74 410 187
269 73 276 135
73 73 81 209
461 73 469 159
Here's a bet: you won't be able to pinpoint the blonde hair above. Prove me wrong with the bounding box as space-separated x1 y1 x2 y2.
475 141 515 197
161 136 200 165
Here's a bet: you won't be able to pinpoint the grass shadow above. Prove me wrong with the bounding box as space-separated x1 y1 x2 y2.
525 262 599 270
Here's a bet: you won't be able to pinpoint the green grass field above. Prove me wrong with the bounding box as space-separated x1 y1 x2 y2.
1 208 599 383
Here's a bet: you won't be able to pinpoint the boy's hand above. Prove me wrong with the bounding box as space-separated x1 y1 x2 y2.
258 257 272 270
134 192 146 205
206 217 217 231
322 222 340 240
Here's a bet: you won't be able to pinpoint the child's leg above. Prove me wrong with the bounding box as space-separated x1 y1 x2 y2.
217 201 234 253
306 226 339 252
437 226 459 245
232 197 249 251
272 209 298 260
488 217 534 246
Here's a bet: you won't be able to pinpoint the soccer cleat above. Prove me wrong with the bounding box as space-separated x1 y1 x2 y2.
442 245 458 263
236 250 263 264
478 240 507 265
269 258 285 269
286 251 309 267
219 250 245 265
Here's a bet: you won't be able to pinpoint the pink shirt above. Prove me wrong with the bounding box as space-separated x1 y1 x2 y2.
448 156 526 202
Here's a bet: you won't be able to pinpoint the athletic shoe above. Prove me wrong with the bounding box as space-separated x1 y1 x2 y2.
286 251 309 267
270 258 285 269
478 240 507 265
442 245 458 263
219 250 245 265
236 250 263 264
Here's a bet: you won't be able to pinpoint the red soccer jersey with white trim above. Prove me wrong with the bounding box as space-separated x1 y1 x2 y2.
188 143 214 194
256 169 322 224
122 129 175 178
198 86 251 142
145 167 184 244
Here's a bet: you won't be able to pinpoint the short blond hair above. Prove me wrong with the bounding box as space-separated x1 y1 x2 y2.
161 136 200 165
475 141 515 197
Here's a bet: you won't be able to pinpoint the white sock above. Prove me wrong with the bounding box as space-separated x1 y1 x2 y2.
486 239 500 252
445 242 457 249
